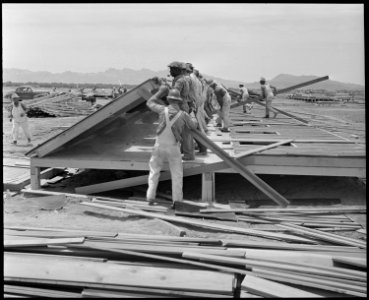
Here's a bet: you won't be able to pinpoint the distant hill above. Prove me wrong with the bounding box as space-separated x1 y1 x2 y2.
3 68 364 91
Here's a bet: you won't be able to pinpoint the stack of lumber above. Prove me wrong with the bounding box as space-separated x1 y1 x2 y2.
24 93 96 117
4 200 366 298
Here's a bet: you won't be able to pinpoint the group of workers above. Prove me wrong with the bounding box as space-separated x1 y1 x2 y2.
145 61 277 207
6 65 276 208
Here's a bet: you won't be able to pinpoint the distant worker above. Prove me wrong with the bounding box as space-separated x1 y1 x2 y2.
260 77 277 118
146 88 198 207
208 80 232 132
239 84 253 114
8 94 32 146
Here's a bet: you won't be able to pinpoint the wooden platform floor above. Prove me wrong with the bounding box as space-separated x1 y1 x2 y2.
31 105 365 177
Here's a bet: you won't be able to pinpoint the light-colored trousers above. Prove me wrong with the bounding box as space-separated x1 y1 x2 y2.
216 94 231 128
265 96 274 116
12 120 32 142
147 144 183 202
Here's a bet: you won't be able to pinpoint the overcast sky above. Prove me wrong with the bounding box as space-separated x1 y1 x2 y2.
2 3 365 85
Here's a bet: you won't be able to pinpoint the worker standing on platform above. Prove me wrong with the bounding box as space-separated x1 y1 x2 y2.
208 80 232 132
146 88 198 207
260 77 277 118
8 94 32 146
239 84 253 114
168 61 196 160
184 63 208 156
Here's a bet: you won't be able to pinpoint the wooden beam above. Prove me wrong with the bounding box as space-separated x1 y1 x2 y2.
251 267 367 297
75 139 293 196
241 274 322 298
4 237 85 248
191 130 289 207
80 201 315 243
4 252 235 294
278 223 366 248
182 252 367 281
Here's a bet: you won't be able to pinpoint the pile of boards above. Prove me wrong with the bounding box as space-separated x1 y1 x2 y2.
4 195 367 298
6 93 97 117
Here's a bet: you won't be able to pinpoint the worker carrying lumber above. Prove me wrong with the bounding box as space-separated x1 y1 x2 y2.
146 88 198 206
260 77 278 118
239 84 253 114
8 93 33 146
208 80 232 132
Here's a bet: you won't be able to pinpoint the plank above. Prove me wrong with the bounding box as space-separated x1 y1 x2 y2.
4 285 82 298
241 274 322 298
80 201 316 243
252 267 367 297
182 252 366 281
278 223 366 248
200 205 367 214
191 130 289 207
4 253 235 294
4 237 85 248
82 245 251 276
4 226 118 237
332 257 366 269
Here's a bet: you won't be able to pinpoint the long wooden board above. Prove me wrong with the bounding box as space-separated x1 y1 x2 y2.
241 274 322 298
80 201 315 243
4 253 235 294
191 130 289 207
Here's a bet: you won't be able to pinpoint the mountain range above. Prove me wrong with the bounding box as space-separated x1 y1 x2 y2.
3 68 364 91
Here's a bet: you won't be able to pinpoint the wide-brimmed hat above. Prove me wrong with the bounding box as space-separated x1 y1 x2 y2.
168 61 186 70
11 93 20 100
166 89 183 102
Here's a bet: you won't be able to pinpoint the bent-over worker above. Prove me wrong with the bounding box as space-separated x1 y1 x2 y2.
146 88 198 206
208 80 232 132
8 94 32 146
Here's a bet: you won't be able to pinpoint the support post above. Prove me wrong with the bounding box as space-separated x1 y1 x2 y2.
30 165 41 189
202 172 215 204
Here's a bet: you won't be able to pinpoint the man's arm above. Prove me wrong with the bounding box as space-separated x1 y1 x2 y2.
146 85 169 114
183 111 198 131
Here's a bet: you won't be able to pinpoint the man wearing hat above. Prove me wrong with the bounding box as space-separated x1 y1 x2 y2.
146 88 198 206
260 77 277 118
8 93 32 146
168 61 198 160
184 63 208 155
208 80 232 132
239 84 253 114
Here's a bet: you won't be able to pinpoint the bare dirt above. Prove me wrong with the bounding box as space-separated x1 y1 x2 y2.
3 96 366 236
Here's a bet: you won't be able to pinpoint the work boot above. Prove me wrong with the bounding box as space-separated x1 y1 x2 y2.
147 199 157 206
182 155 195 161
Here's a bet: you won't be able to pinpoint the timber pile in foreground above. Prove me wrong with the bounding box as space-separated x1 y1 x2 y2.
4 194 367 298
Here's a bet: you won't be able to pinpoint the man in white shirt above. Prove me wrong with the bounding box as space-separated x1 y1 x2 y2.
8 94 32 146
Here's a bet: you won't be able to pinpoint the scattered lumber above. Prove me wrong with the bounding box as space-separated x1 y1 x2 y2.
241 274 322 298
4 221 367 298
80 201 315 243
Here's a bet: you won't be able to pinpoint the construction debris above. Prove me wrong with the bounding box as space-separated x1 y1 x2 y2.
4 199 367 298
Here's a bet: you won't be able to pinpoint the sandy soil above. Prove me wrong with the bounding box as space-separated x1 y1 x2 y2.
3 96 366 236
